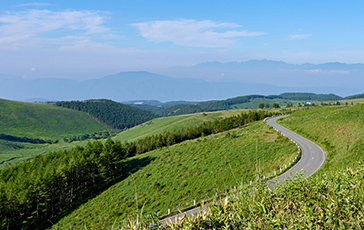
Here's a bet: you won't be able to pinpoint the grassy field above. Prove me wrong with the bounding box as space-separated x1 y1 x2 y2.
278 104 364 173
0 99 107 139
0 106 249 167
231 98 302 109
159 103 364 229
52 120 298 229
0 99 110 166
165 165 364 229
114 110 245 142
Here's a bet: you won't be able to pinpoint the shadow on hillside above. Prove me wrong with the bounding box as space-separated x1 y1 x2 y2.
51 155 156 227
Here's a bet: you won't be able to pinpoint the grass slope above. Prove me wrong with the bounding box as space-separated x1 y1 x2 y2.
0 106 245 168
278 104 364 172
161 104 364 229
0 99 108 166
114 110 245 142
167 166 364 229
230 98 300 109
52 120 298 229
0 99 106 139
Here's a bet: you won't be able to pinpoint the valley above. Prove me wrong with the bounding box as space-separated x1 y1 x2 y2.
0 96 363 229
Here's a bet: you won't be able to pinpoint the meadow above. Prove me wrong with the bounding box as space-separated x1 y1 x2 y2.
52 120 298 229
113 109 245 142
0 99 245 167
0 99 108 166
278 103 364 172
120 103 364 229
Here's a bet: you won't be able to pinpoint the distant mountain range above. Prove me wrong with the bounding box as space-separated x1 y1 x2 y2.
158 59 364 92
0 59 363 102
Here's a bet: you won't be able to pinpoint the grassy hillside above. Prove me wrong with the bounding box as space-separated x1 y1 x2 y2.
164 166 364 229
114 110 245 142
278 104 364 172
117 103 364 229
52 120 298 229
134 93 341 116
0 104 247 168
0 99 107 139
0 99 109 166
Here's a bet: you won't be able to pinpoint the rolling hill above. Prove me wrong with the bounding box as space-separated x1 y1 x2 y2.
130 93 343 116
164 103 364 229
0 98 157 167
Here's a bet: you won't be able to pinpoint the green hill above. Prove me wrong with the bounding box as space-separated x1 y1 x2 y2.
0 108 291 229
0 99 110 165
51 118 298 229
154 103 364 229
278 104 364 172
0 99 107 140
54 99 158 130
2 98 362 229
135 93 342 116
113 109 245 143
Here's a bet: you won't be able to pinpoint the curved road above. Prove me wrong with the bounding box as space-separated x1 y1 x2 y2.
160 115 326 224
265 115 326 188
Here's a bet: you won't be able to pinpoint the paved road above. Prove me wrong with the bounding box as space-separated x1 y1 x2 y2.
265 115 326 188
160 115 326 225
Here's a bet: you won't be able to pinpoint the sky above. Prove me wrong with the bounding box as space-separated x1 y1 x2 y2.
1 0 364 80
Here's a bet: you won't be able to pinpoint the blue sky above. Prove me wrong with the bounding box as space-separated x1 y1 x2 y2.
1 0 364 80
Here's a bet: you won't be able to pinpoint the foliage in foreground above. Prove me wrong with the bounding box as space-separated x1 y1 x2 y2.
52 120 297 229
279 104 364 172
0 110 283 229
124 166 364 229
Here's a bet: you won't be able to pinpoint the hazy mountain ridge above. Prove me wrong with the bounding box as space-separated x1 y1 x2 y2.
159 59 364 91
0 60 363 102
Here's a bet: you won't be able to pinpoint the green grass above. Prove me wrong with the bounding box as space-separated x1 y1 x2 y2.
113 110 245 142
52 120 298 229
0 99 107 139
0 106 247 168
278 104 364 173
163 165 364 229
231 98 302 109
119 103 364 230
0 99 110 166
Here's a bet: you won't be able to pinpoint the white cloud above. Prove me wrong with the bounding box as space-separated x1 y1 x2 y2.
0 9 112 49
133 19 265 47
304 69 349 75
287 34 311 40
16 2 53 7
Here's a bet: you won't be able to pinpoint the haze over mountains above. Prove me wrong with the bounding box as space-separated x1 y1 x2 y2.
1 60 363 102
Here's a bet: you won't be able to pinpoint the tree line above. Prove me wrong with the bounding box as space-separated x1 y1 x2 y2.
55 99 158 130
0 110 285 229
0 133 57 144
134 93 343 117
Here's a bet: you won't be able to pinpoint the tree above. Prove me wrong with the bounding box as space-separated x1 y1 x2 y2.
272 103 280 108
259 103 265 109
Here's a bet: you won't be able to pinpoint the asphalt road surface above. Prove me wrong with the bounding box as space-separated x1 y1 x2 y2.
265 115 326 188
160 115 326 225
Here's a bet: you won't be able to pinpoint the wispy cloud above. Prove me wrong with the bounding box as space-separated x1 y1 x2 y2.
16 2 53 7
133 19 266 47
0 9 113 49
287 34 311 40
304 69 349 75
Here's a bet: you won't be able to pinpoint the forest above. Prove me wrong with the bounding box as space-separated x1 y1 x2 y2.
0 110 284 229
54 99 158 130
133 93 342 116
0 133 56 144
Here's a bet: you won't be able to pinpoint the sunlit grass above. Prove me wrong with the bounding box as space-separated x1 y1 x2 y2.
52 120 297 229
